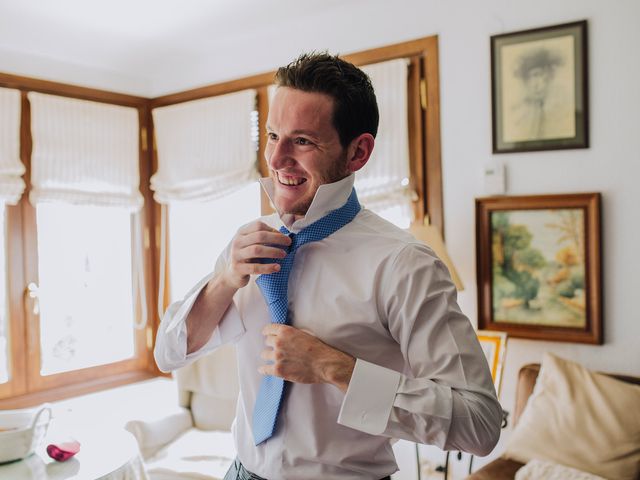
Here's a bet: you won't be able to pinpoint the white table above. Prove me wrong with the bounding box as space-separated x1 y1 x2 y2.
0 427 147 480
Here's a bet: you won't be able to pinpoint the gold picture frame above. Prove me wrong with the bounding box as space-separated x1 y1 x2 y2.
477 330 507 396
476 193 602 344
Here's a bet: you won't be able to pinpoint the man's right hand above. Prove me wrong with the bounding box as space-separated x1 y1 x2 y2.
222 221 292 289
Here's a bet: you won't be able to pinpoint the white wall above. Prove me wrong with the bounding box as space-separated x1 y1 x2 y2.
3 0 639 477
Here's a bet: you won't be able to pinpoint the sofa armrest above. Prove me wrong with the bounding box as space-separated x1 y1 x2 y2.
125 407 193 460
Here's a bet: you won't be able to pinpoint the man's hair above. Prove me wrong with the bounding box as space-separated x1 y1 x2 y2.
275 52 379 147
514 48 564 80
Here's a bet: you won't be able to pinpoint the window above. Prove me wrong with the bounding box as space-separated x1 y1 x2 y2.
0 35 443 406
0 87 153 407
36 204 136 375
168 183 261 301
0 206 8 384
357 58 413 229
151 89 260 305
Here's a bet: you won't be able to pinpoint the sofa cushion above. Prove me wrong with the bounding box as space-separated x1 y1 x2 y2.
504 353 640 480
515 459 606 480
466 457 524 480
145 429 235 480
191 393 236 431
125 408 193 460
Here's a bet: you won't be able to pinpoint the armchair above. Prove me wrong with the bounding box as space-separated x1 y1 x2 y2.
126 345 239 480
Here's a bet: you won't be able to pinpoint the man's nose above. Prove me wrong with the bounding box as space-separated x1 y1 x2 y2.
267 139 294 169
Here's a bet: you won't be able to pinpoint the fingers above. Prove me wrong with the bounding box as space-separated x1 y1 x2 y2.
233 221 291 264
237 220 276 235
258 364 275 376
238 229 292 249
235 244 287 263
234 261 281 276
260 348 275 362
262 323 290 337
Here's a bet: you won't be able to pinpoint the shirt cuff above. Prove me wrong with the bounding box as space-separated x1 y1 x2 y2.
166 273 215 334
337 359 401 435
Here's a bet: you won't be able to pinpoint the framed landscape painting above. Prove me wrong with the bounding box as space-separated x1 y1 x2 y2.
491 20 589 153
475 193 602 344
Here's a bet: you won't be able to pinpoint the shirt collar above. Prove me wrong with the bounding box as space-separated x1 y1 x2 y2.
259 174 356 233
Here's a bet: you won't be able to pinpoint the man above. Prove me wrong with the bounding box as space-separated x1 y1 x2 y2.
155 52 501 480
506 47 574 142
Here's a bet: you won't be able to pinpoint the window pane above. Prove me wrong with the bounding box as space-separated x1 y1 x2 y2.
0 206 8 384
169 182 261 301
37 204 135 375
370 201 412 229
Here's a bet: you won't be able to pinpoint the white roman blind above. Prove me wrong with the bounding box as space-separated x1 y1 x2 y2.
28 92 143 210
356 59 412 213
0 88 26 205
151 89 259 204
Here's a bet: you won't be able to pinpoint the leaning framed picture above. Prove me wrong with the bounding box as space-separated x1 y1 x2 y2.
476 330 507 395
475 193 602 344
491 20 589 153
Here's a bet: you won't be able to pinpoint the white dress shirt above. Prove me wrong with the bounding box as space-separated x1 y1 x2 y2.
155 174 501 480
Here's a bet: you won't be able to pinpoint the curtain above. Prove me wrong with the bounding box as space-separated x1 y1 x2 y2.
0 88 26 205
28 92 143 210
151 89 259 204
356 59 412 214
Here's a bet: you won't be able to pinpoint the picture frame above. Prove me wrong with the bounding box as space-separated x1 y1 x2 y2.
475 193 602 344
491 20 589 153
476 330 507 396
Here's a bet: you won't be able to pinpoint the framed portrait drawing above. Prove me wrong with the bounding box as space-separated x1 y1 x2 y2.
475 193 602 344
491 20 589 153
476 330 507 395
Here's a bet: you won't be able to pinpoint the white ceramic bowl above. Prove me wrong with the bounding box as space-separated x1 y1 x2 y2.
0 404 52 464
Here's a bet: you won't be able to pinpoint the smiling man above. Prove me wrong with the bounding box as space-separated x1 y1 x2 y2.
155 53 501 480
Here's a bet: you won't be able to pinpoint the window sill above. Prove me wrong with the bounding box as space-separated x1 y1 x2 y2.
0 369 168 409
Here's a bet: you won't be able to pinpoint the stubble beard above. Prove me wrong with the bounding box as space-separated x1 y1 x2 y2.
278 154 350 216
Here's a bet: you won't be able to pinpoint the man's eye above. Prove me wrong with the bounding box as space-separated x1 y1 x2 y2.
295 138 312 145
267 132 278 141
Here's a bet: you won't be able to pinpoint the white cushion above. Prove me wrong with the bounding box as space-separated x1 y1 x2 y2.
145 429 235 480
125 408 193 460
515 459 606 480
191 394 236 431
504 353 640 480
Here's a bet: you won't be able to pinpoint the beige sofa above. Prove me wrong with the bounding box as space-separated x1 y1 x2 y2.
126 345 239 480
467 362 640 480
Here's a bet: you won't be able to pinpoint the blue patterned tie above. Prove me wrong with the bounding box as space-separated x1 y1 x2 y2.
252 188 361 445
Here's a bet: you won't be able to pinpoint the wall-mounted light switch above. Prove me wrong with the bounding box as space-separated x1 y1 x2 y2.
483 161 506 195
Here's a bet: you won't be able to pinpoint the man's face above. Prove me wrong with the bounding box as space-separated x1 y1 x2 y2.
265 87 350 216
524 66 552 100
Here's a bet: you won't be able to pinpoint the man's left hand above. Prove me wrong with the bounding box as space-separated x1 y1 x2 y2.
259 324 355 393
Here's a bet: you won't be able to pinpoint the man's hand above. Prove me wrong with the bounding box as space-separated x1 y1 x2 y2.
222 221 292 289
259 324 356 393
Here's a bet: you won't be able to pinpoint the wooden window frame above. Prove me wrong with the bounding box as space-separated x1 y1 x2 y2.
0 34 443 407
0 74 159 408
149 35 444 233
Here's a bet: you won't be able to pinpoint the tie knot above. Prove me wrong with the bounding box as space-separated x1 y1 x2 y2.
279 227 298 253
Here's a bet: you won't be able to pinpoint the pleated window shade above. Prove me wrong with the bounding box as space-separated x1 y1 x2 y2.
356 59 412 215
0 87 26 205
151 89 259 204
28 92 143 210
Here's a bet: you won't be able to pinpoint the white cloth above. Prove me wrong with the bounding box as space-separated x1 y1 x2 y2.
0 87 25 205
515 459 607 480
28 92 143 210
154 175 501 480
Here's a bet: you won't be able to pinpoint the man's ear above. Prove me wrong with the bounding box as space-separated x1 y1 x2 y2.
346 133 375 173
